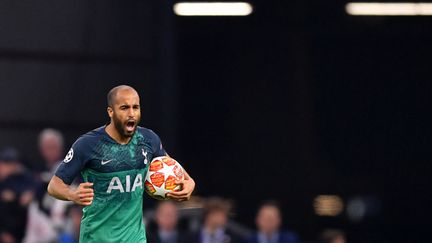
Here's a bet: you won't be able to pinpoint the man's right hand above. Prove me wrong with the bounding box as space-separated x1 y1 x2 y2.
70 182 94 206
48 176 94 206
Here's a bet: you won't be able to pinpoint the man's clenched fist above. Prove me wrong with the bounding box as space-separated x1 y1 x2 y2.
70 182 94 206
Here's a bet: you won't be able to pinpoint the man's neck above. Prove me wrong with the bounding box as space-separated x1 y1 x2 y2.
105 123 131 144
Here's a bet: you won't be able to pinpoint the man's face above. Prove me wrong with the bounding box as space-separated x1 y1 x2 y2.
205 210 228 228
155 202 178 231
0 162 18 181
256 206 281 234
39 136 63 165
109 89 141 138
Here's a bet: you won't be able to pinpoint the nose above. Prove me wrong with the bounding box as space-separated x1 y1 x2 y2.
128 107 136 118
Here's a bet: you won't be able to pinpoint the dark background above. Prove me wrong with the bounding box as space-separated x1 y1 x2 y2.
0 0 430 242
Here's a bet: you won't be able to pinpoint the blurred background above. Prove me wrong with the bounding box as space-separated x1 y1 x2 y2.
0 0 430 242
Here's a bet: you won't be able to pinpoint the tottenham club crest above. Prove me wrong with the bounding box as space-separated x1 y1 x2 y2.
63 148 74 163
142 148 148 165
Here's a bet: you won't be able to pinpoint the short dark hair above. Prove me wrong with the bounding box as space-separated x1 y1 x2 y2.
107 85 136 107
203 197 233 217
258 200 282 212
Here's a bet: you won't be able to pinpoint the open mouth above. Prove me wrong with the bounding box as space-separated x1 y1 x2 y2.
125 120 136 132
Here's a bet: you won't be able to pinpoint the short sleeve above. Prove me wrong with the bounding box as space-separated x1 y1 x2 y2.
55 137 89 185
149 130 167 157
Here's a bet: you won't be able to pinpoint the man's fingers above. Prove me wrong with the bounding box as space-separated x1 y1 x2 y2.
80 193 94 202
170 188 188 195
80 182 93 188
79 188 94 194
79 193 94 199
79 193 94 198
73 182 94 206
167 191 189 198
76 199 93 206
166 173 195 202
81 201 93 206
80 197 93 202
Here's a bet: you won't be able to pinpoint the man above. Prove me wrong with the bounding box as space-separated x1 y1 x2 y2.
245 201 299 243
47 85 195 242
24 128 69 243
194 197 241 243
38 128 65 181
147 201 192 243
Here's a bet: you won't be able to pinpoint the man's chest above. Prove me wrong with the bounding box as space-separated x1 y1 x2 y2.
86 142 155 173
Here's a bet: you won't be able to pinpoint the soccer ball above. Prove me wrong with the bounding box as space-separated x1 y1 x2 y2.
144 156 185 200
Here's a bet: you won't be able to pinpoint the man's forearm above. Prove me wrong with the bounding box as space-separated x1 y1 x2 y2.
47 176 73 201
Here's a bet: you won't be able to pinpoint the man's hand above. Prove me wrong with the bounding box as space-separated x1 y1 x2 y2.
167 171 195 202
69 182 94 206
47 176 94 206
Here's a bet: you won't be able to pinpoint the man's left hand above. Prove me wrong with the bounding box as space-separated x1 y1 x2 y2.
167 171 195 202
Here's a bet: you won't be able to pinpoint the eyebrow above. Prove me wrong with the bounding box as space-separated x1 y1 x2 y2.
119 104 140 107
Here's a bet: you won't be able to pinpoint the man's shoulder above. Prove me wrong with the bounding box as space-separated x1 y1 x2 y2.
74 126 105 147
137 126 160 140
136 126 165 154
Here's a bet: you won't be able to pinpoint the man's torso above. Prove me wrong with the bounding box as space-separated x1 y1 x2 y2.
56 126 165 243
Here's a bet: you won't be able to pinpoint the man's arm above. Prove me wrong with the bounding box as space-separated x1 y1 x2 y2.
166 169 195 202
47 175 94 206
147 128 195 201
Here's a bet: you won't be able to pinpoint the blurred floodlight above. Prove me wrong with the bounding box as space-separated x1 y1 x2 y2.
346 2 432 16
313 195 344 216
174 2 253 16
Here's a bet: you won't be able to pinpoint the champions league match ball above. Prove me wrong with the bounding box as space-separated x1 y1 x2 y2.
144 156 185 200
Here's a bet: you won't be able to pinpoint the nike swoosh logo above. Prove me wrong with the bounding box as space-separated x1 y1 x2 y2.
101 159 113 165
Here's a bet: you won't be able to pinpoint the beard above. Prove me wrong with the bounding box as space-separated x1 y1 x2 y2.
112 114 139 138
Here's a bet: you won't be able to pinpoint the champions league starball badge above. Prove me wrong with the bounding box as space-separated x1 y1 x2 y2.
63 148 74 163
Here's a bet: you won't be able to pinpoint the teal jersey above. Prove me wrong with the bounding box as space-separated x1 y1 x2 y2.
55 126 166 243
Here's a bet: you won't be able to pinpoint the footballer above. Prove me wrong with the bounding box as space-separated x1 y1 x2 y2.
47 85 195 242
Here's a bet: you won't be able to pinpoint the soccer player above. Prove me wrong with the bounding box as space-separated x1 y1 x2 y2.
47 85 195 242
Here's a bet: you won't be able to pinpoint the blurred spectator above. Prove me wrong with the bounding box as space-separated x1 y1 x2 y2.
0 147 35 243
38 128 64 181
24 129 71 243
319 229 345 243
192 197 241 243
244 201 299 243
147 201 193 243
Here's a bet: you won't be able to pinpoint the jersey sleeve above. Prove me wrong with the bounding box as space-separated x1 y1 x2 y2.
55 137 90 185
149 130 167 157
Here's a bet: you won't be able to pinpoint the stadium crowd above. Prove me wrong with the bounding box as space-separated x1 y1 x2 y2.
0 128 346 243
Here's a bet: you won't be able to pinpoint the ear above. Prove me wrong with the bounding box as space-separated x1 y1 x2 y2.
107 106 113 118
